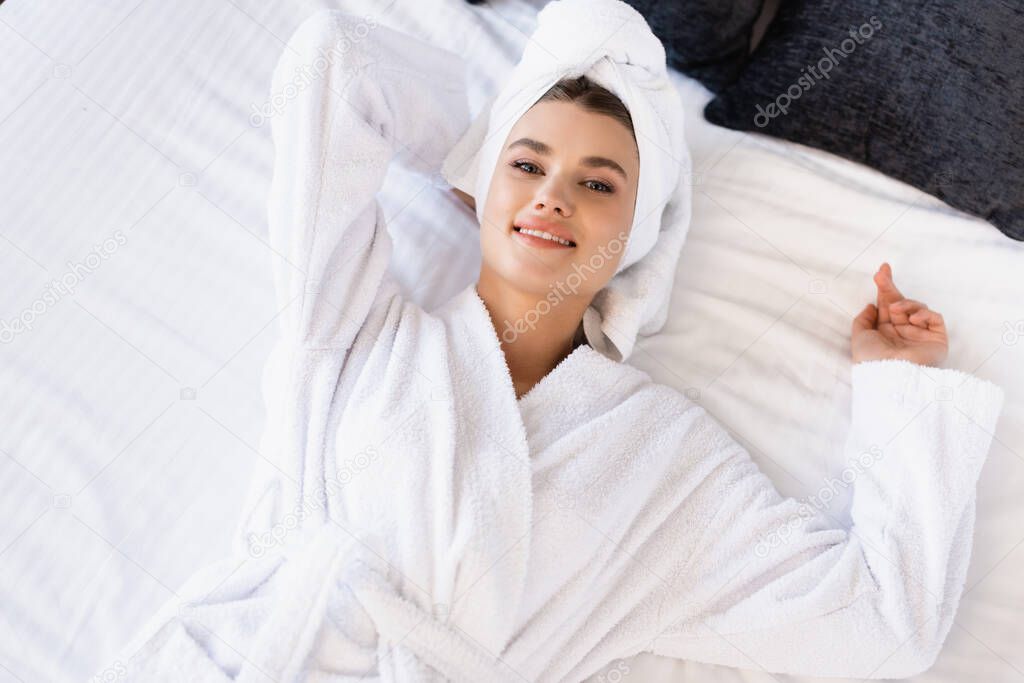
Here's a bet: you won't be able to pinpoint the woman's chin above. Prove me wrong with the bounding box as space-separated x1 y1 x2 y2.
483 257 558 291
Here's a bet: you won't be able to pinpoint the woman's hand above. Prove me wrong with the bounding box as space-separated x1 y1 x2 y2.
850 262 949 367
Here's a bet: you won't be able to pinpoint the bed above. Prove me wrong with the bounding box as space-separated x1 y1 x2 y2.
0 0 1021 681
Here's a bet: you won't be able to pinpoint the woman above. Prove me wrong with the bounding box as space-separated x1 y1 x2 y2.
449 78 949 397
116 3 1004 682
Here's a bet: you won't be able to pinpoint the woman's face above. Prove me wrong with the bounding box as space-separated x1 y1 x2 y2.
479 99 640 301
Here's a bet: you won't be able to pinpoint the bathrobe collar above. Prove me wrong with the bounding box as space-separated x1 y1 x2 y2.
434 281 625 653
454 280 623 422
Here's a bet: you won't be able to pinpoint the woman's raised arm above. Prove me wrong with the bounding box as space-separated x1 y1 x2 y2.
265 9 469 350
109 14 473 680
235 8 471 575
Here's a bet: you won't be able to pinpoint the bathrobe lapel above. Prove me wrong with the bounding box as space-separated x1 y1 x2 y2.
434 283 537 655
437 283 629 663
432 283 603 650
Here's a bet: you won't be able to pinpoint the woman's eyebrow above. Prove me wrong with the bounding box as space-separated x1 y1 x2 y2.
507 137 629 181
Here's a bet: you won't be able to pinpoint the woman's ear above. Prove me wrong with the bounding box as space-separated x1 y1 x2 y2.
451 187 476 211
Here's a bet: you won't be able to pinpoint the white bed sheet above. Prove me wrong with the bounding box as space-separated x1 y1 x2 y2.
0 0 1021 681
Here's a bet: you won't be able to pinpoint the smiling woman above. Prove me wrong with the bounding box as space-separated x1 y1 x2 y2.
114 3 1006 682
475 75 641 396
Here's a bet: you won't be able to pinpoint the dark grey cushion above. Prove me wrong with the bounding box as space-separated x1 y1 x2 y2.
622 0 766 93
704 0 1024 241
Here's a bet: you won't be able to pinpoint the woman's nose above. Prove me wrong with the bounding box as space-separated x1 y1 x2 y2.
532 179 573 217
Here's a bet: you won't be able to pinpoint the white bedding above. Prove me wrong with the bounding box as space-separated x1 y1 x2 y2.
0 1 1020 681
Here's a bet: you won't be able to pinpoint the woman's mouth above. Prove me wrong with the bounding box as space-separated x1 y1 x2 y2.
512 225 577 249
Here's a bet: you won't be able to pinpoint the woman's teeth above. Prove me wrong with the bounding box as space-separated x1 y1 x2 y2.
514 226 575 247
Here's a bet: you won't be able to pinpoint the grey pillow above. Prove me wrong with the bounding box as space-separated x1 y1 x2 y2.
622 0 766 93
704 0 1024 241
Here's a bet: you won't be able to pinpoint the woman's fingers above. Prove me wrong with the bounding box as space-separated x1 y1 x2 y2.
889 298 927 326
915 309 946 331
892 323 942 342
893 308 946 344
852 303 878 333
874 262 904 325
856 264 949 359
890 300 945 332
910 309 929 324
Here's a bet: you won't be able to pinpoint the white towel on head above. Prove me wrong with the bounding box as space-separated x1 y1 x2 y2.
441 0 692 362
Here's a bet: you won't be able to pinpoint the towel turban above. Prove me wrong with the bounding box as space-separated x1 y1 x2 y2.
442 0 693 361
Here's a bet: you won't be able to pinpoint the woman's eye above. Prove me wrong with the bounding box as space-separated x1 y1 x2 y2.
585 180 613 194
511 160 613 194
511 160 541 174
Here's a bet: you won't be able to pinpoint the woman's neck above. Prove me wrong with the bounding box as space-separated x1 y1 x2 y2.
475 271 589 399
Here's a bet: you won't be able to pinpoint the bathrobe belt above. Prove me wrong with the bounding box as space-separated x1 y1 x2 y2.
235 527 521 683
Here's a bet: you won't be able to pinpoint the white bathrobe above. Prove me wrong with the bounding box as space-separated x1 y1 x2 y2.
114 11 1006 683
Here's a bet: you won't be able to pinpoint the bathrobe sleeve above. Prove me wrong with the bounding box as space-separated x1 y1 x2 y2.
110 14 476 681
264 9 469 349
233 11 470 545
649 359 1005 679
